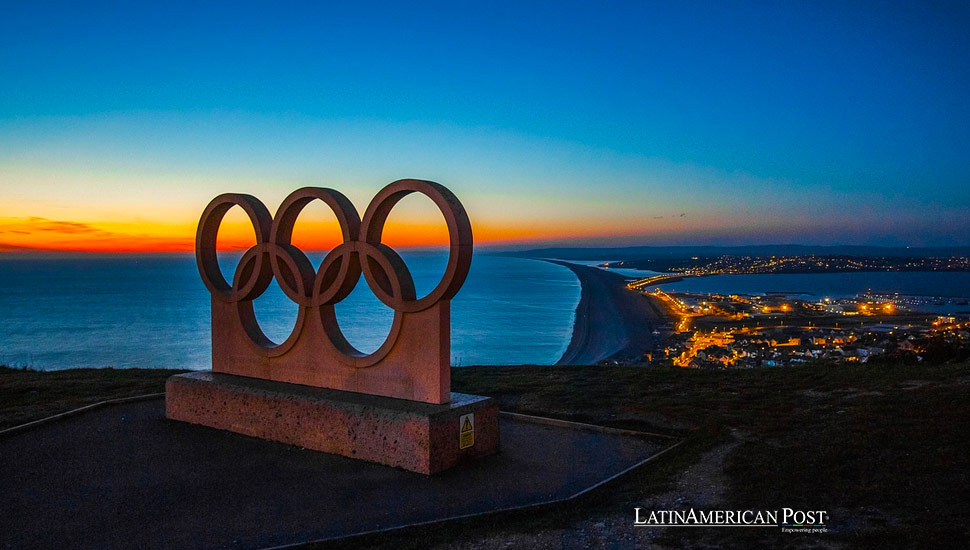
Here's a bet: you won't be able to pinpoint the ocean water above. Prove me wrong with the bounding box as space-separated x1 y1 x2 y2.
563 260 970 303
654 271 970 298
0 252 580 370
562 258 970 301
651 271 970 314
564 259 970 314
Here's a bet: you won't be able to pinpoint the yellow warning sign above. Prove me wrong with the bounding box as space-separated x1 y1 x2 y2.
459 413 474 449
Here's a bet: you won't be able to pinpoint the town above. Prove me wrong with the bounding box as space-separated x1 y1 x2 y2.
604 254 970 275
635 287 970 369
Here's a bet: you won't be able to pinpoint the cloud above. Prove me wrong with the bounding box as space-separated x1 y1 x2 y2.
0 216 196 253
0 217 119 252
24 217 99 234
0 216 105 237
0 241 45 252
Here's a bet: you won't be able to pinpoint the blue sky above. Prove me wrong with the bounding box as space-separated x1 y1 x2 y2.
1 0 969 249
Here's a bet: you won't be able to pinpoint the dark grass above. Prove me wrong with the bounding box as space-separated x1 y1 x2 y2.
451 363 970 549
0 366 187 430
3 363 969 548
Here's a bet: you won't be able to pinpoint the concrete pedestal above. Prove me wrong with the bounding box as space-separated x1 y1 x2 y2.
165 372 499 474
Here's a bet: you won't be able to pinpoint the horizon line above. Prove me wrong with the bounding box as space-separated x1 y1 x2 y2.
3 242 970 258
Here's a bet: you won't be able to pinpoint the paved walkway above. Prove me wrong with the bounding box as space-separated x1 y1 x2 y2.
1 399 672 550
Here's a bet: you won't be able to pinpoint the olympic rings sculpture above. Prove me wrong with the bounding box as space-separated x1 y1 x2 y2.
196 179 473 368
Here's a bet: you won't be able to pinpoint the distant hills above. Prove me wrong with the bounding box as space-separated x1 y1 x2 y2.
502 244 970 260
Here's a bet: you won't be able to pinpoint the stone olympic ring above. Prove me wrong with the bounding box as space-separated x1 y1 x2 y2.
195 179 472 364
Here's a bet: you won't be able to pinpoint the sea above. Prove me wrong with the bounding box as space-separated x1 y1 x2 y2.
0 252 579 370
4 253 970 371
570 261 970 315
657 271 970 302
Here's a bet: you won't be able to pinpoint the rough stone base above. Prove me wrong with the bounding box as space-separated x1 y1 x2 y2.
165 372 499 474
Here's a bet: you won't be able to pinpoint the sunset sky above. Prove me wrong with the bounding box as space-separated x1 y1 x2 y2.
2 1 969 253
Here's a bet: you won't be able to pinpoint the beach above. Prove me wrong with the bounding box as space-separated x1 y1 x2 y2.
545 260 670 365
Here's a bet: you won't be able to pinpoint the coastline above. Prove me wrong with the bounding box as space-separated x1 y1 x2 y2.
542 260 671 365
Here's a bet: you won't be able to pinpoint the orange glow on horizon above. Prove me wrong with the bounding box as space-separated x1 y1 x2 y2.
0 181 789 254
0 217 196 254
0 215 647 254
0 195 752 254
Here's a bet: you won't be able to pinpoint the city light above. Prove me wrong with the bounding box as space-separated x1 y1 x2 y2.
634 280 960 368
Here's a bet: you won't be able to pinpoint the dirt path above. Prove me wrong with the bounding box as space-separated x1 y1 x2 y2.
433 434 745 550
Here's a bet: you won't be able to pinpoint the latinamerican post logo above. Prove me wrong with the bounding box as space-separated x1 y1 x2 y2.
634 508 829 533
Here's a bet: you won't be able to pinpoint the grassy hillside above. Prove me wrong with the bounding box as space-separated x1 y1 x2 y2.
0 366 186 430
3 363 968 548
446 363 970 549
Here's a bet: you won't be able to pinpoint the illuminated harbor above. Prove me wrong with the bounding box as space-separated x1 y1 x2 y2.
625 268 970 368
